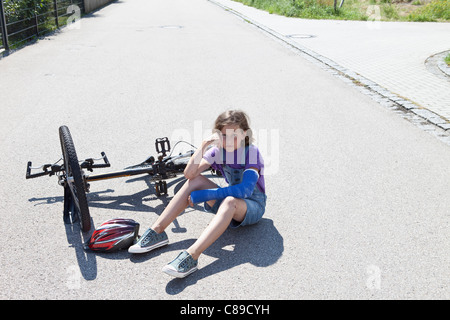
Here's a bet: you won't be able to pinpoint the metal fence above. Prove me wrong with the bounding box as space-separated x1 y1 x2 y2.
0 0 84 51
0 0 7 50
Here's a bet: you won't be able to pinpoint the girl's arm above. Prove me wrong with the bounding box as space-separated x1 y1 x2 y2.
184 133 220 180
189 168 259 203
184 158 211 180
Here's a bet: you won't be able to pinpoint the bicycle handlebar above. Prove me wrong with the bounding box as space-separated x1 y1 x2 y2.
80 152 110 171
26 162 62 179
26 152 110 179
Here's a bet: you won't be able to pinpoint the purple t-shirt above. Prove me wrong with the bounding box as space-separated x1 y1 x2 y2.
203 145 266 194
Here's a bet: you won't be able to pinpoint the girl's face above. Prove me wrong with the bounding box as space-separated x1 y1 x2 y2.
220 124 247 152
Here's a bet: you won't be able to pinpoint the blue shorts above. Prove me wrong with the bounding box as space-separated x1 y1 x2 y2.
203 192 267 228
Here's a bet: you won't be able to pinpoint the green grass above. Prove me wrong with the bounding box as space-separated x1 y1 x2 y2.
408 0 450 21
445 53 450 66
233 0 368 20
232 0 450 22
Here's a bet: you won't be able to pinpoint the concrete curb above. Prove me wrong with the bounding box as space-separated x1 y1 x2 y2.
437 55 450 78
208 0 450 142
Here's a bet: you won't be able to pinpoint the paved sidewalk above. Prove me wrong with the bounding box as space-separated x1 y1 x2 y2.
211 0 450 127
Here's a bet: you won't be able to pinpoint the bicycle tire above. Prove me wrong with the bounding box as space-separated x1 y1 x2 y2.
59 126 91 232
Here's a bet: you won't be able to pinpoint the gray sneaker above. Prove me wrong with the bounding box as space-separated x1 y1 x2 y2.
162 251 198 278
128 228 169 254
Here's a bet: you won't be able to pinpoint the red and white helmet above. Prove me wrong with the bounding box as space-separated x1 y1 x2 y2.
85 218 140 252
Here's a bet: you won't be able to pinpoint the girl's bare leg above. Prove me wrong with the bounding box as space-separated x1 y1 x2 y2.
186 197 247 260
151 175 217 234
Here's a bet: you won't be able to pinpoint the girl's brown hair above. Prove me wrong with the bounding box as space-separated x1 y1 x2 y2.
214 110 254 146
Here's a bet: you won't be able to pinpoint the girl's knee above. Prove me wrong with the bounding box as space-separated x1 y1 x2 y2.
221 196 238 210
219 197 247 222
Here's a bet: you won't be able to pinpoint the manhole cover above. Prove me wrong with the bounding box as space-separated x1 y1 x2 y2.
286 34 316 39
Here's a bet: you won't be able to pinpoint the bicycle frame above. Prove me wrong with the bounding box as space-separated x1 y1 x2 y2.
26 138 193 185
84 151 193 183
26 128 197 232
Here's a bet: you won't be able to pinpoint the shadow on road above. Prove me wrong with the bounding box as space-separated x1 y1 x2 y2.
28 174 283 287
164 218 284 295
28 175 189 280
64 219 98 281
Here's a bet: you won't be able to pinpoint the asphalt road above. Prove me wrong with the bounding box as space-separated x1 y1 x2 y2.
0 0 449 300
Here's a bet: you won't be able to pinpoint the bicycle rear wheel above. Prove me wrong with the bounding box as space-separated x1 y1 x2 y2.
59 126 91 232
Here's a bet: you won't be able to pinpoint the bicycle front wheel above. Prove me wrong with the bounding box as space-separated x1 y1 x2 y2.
59 126 91 232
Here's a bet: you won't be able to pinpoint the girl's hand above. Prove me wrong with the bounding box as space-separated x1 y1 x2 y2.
202 132 221 148
187 195 194 207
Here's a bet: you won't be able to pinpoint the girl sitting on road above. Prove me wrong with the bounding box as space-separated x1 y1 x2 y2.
128 110 267 278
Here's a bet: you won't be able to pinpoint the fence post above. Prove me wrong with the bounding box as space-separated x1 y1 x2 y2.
34 9 39 36
54 0 59 28
0 0 9 51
